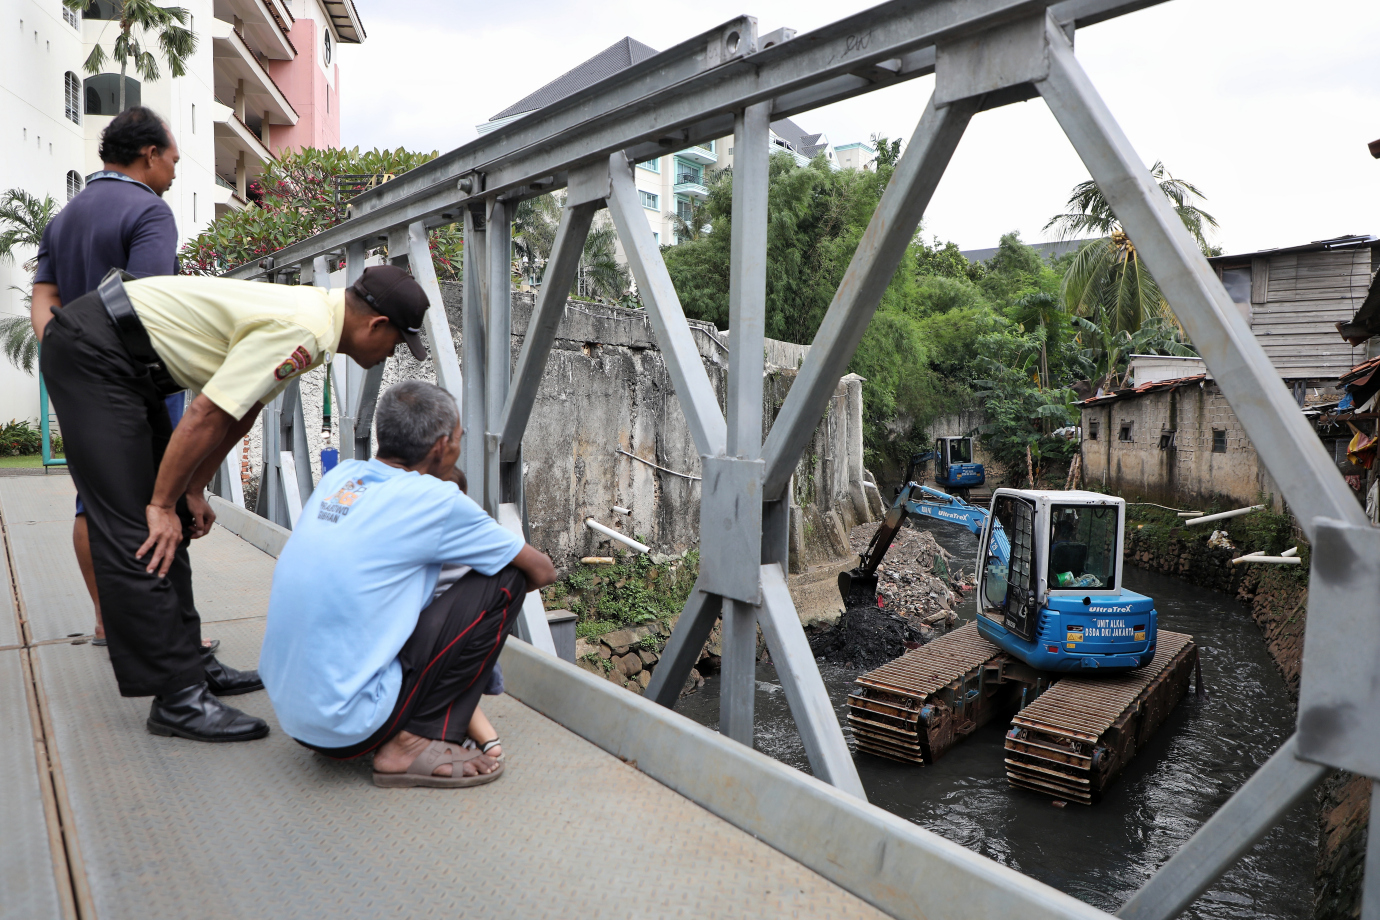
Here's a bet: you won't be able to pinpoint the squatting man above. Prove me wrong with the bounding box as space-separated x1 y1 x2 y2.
261 381 556 787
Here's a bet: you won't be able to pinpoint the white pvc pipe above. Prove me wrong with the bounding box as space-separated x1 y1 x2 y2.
1177 511 1204 517
1282 546 1298 557
585 518 650 554
1231 555 1302 566
1185 504 1266 526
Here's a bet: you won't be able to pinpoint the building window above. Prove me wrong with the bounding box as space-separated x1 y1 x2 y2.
1159 429 1176 450
66 170 82 200
323 27 332 64
84 73 141 115
192 192 197 223
1119 421 1133 442
676 198 693 223
1088 419 1098 441
639 190 658 211
191 103 195 133
63 5 80 27
1212 429 1227 453
326 85 330 113
637 158 660 173
81 0 118 19
64 72 80 123
652 232 659 244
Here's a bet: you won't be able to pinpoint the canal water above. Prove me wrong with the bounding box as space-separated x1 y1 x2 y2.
678 525 1315 919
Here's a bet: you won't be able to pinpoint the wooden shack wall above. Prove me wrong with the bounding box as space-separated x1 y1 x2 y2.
1249 248 1375 381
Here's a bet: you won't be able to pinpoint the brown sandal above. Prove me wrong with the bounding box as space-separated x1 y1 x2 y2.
373 739 505 788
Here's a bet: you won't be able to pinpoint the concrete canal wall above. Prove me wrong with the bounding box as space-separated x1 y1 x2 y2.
242 287 880 575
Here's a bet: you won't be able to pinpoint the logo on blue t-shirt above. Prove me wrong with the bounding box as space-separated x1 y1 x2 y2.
318 478 368 523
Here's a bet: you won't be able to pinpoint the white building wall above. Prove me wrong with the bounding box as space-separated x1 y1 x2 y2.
1 1 222 424
1 1 88 422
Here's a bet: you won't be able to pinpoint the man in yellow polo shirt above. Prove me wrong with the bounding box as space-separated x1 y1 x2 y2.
39 265 430 743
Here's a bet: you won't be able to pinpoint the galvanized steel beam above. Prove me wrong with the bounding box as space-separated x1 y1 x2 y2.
498 200 598 461
643 582 723 707
406 221 464 405
718 102 772 745
461 208 487 496
220 0 1170 284
1036 19 1365 539
757 564 866 799
484 199 512 516
606 154 727 459
1115 734 1326 920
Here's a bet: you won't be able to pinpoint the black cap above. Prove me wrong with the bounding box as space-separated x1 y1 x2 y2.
350 265 430 360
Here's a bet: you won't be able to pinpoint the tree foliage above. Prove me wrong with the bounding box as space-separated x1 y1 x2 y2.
180 147 463 281
1045 161 1219 337
0 189 59 374
511 194 630 302
67 0 196 113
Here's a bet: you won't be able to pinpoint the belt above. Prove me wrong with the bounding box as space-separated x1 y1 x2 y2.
96 269 183 398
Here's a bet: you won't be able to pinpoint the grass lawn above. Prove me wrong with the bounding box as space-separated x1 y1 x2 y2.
0 453 66 469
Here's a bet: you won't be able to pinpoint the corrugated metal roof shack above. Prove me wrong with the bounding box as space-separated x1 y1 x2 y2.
1209 234 1380 385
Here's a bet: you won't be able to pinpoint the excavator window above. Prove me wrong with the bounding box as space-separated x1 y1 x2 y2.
1047 505 1118 590
948 438 972 463
988 495 1037 639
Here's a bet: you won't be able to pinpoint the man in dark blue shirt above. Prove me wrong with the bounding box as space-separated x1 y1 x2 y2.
31 106 231 674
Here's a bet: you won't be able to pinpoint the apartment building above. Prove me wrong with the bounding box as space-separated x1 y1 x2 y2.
0 0 363 421
479 36 873 248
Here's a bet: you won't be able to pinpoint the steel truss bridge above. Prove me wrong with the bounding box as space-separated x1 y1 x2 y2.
4 1 1375 917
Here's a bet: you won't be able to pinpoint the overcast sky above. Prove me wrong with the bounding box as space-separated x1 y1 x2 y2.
339 0 1379 255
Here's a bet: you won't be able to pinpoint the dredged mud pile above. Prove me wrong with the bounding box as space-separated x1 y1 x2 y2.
809 522 970 670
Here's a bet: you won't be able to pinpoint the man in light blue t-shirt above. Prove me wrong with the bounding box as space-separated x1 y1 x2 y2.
261 381 555 788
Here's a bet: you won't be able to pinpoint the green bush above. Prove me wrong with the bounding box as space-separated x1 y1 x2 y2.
0 419 41 455
545 550 699 639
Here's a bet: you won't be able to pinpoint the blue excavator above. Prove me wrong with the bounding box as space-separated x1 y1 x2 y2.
840 461 1197 801
908 436 985 500
839 480 1158 673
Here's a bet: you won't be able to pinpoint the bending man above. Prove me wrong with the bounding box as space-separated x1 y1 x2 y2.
40 265 429 742
261 381 556 788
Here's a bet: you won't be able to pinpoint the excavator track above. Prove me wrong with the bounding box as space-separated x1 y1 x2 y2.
847 623 1198 802
1004 630 1197 803
847 623 1010 765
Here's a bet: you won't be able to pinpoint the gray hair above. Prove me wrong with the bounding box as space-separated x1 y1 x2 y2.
374 381 459 464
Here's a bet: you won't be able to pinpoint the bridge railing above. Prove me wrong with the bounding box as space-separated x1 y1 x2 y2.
210 2 1380 917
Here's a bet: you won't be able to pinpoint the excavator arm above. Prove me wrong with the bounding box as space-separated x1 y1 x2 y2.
838 482 995 606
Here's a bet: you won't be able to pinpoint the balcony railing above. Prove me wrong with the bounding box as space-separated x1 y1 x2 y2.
678 143 718 166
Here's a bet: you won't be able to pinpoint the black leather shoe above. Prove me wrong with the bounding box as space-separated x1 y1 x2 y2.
203 654 264 696
147 682 269 742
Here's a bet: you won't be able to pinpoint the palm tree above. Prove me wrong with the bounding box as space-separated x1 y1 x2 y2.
577 221 629 302
67 0 197 114
1045 161 1218 337
512 193 560 286
0 190 59 374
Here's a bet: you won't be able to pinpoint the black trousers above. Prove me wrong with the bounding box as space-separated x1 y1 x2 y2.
303 567 527 760
40 292 205 698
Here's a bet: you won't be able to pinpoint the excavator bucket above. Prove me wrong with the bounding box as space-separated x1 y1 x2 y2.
838 567 880 607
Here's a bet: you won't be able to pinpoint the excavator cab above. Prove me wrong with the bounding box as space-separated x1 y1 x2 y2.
976 489 1156 672
933 437 985 497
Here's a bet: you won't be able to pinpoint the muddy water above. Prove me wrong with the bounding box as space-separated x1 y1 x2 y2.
678 525 1314 919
